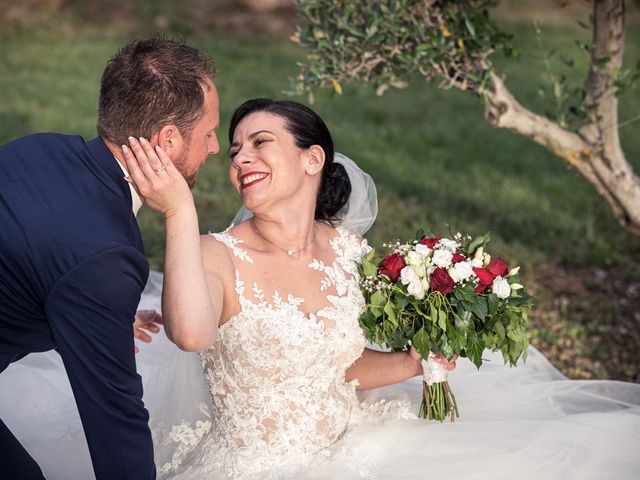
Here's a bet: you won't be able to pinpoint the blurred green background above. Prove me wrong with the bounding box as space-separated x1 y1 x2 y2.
1 0 639 381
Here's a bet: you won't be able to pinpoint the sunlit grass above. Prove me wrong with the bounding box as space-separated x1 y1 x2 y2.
2 16 639 380
0 24 638 272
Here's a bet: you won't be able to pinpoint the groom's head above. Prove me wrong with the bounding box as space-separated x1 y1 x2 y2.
97 36 220 187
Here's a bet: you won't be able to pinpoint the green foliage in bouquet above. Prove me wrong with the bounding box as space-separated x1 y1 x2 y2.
359 231 531 369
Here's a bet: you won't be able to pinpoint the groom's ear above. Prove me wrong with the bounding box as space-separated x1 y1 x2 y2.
305 145 325 176
156 124 184 160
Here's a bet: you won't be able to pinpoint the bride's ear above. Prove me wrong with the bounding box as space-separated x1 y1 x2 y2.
156 124 184 160
305 145 325 176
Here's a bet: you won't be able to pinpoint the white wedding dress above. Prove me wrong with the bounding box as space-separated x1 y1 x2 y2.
1 227 640 479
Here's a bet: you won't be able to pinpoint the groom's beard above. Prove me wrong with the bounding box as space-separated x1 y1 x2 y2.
174 145 198 189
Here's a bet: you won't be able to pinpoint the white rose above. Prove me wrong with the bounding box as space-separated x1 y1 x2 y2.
453 261 474 282
421 277 430 292
470 256 483 268
448 267 460 283
414 262 427 278
407 251 423 267
483 253 491 266
400 266 418 285
432 249 453 268
492 276 511 299
415 244 432 256
439 238 459 252
427 264 438 276
407 280 425 299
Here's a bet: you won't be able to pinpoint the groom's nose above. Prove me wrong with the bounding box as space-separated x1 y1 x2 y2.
208 132 220 155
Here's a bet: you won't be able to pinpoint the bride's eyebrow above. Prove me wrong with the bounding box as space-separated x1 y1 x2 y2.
229 130 275 151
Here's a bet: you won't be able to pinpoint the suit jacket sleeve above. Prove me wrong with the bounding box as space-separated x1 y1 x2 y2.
44 245 155 480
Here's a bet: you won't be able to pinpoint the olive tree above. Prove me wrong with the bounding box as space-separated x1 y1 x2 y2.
292 0 640 235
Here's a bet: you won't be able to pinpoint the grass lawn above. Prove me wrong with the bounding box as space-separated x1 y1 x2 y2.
1 16 638 381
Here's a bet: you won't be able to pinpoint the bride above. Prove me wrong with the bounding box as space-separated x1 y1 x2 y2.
2 99 640 479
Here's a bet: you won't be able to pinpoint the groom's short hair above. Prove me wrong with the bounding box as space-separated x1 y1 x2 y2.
97 36 217 146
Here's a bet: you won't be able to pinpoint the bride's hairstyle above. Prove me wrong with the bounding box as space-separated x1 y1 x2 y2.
228 99 351 224
97 35 217 146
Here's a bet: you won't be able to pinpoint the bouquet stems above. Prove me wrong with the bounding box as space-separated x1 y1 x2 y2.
419 380 459 422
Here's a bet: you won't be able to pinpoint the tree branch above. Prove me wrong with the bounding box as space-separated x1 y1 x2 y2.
481 71 640 235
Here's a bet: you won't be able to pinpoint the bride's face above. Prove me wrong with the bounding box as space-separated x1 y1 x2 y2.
228 112 314 212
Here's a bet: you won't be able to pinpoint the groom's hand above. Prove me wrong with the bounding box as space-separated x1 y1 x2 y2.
133 309 163 353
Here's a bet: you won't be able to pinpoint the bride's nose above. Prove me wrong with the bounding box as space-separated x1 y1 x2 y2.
232 150 254 168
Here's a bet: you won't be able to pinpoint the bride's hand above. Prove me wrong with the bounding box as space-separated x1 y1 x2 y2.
133 309 163 353
409 345 457 374
122 137 194 218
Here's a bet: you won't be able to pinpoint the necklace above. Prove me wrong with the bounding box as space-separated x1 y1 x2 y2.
250 218 317 257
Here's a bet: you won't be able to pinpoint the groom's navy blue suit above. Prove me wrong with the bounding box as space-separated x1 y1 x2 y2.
0 133 155 479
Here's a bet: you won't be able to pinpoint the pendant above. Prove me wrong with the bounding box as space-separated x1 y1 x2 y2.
287 249 294 256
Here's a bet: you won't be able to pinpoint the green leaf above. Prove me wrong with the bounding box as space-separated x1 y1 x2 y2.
371 290 386 309
495 321 505 340
466 232 491 255
453 283 476 303
429 303 438 325
384 299 398 326
437 308 448 332
412 327 430 359
464 15 476 37
361 249 379 277
487 293 500 316
466 331 484 369
463 297 487 322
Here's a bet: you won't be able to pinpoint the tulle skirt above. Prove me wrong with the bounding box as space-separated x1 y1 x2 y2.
2 272 640 479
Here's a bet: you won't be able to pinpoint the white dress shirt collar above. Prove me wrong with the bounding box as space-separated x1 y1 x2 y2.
114 157 143 217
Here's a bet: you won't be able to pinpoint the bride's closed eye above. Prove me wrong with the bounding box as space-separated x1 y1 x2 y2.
229 138 271 160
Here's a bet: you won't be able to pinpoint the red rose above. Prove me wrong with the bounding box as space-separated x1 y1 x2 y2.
451 253 466 263
429 267 455 295
378 253 406 282
419 236 441 249
486 258 509 277
473 267 494 293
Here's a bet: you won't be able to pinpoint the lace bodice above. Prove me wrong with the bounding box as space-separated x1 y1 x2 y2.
173 227 371 478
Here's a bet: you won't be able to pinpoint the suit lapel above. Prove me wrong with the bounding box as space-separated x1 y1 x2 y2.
86 137 145 255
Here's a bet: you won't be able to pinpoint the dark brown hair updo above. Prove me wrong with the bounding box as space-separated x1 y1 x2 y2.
97 35 217 146
228 99 351 223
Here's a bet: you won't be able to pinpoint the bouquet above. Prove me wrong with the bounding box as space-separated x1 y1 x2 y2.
359 230 531 422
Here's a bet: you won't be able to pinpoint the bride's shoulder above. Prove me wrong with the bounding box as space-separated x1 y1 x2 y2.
322 223 371 260
201 222 254 265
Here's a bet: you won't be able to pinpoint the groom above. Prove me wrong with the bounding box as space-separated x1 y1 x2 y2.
0 37 219 479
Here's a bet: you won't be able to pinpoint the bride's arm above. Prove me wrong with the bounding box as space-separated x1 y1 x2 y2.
345 347 456 390
122 138 222 351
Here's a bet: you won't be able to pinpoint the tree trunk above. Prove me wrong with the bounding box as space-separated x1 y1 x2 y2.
480 0 640 235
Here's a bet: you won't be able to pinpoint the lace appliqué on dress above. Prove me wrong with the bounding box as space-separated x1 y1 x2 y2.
160 227 404 479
